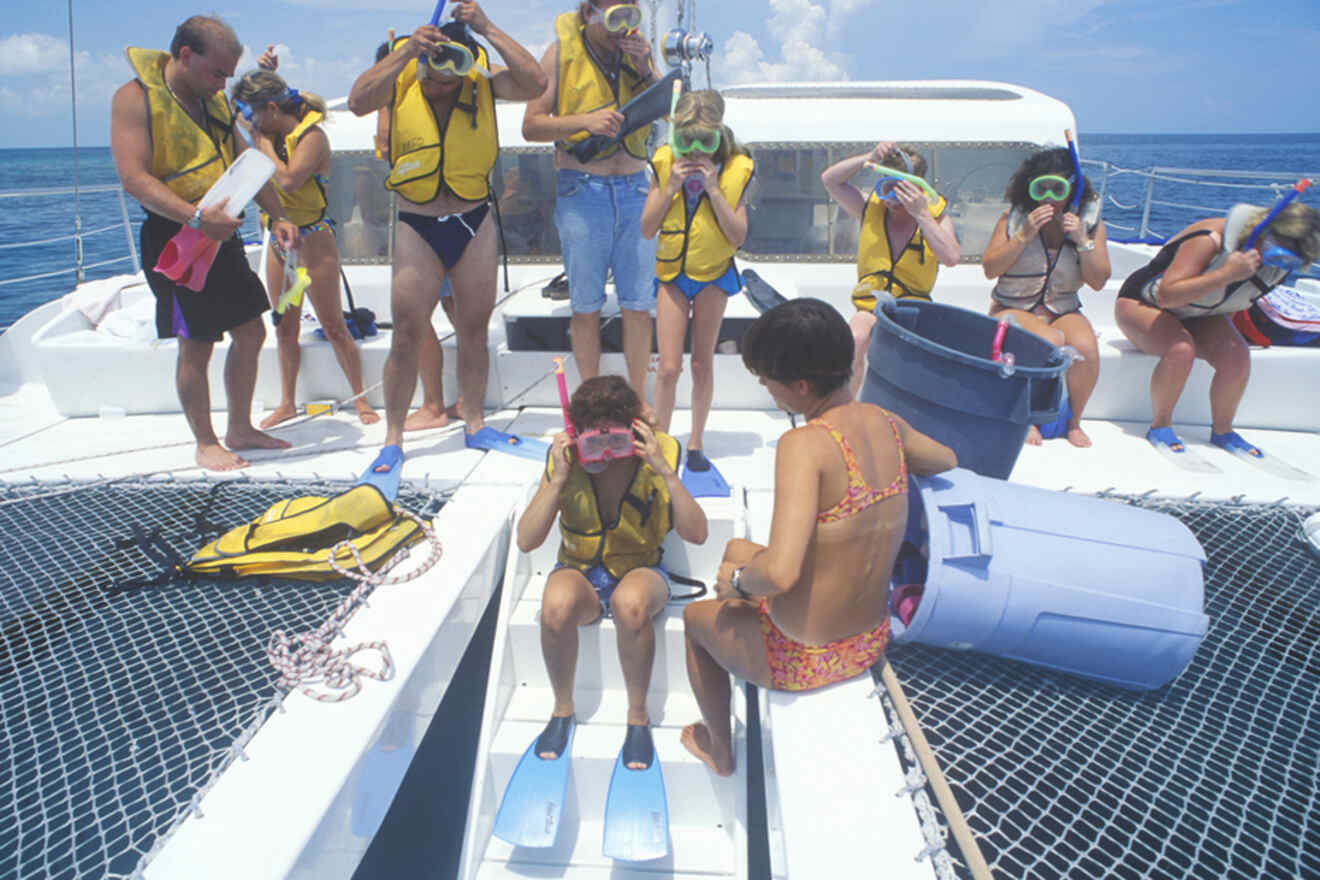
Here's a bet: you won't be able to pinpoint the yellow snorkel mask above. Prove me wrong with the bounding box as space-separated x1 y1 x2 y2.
418 40 483 80
589 0 642 34
673 125 721 156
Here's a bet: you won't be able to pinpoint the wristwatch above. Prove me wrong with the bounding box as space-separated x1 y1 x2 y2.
730 566 750 600
1077 239 1095 253
186 206 203 230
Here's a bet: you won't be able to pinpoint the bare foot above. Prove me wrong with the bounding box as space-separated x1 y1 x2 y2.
404 404 450 432
225 427 293 451
681 722 734 777
354 401 381 425
1067 425 1092 448
259 403 299 430
196 442 249 472
1025 425 1043 446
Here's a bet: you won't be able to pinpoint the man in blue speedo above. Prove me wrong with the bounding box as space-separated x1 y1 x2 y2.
522 1 662 401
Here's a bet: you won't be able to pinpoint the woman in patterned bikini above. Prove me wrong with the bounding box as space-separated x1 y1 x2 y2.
680 297 957 777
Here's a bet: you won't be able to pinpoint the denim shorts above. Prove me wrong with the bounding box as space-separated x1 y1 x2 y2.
553 169 657 314
554 562 672 616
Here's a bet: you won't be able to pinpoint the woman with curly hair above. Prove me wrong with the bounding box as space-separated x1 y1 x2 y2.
982 147 1111 447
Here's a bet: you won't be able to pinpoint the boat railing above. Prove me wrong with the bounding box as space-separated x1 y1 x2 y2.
0 183 141 288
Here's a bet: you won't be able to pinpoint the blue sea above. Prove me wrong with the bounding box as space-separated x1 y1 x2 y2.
2 134 1319 330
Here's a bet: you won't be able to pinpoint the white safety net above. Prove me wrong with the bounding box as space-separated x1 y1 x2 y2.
0 478 442 880
887 494 1320 880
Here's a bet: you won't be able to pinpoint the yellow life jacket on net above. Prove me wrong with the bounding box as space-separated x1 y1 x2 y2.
183 485 425 582
853 191 949 309
274 109 328 227
125 48 237 205
554 11 649 161
651 145 755 282
387 39 498 204
550 431 679 580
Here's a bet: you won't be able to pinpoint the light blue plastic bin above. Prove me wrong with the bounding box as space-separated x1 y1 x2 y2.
890 468 1208 690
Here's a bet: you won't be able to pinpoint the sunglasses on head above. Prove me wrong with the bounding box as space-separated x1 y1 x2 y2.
575 424 636 464
673 126 720 155
420 40 475 78
1028 174 1072 202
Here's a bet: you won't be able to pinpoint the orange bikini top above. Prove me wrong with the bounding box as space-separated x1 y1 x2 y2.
813 415 907 524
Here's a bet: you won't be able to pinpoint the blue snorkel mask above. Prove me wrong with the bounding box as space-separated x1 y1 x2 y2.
1261 241 1307 272
234 88 301 123
866 153 940 207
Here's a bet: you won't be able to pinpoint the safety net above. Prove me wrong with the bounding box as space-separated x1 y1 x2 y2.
886 494 1320 879
0 477 443 880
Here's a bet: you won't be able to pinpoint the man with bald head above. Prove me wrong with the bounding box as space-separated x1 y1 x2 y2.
111 15 298 471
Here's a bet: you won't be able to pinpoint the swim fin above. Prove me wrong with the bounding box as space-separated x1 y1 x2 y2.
358 444 403 502
1036 398 1072 441
153 225 215 284
493 716 575 848
681 449 731 498
602 724 669 861
277 266 311 314
741 268 788 314
465 426 549 461
178 238 222 292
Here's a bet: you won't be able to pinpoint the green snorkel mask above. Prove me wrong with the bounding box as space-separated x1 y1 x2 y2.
1028 174 1072 203
673 125 721 155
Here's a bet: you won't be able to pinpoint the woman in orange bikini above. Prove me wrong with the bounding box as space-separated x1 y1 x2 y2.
680 298 957 777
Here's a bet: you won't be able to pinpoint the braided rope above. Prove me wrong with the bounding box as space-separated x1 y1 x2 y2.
265 508 443 702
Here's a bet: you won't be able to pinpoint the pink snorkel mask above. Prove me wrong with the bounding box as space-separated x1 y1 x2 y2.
554 358 636 465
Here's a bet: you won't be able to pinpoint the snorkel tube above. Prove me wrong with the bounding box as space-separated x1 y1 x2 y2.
863 162 940 205
1243 178 1314 251
429 0 445 26
1065 129 1084 213
553 357 576 439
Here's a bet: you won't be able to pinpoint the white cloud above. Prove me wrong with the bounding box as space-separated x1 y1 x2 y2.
0 34 70 77
713 0 856 84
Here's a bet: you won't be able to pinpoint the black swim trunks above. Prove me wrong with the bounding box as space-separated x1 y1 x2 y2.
141 212 269 343
397 203 490 270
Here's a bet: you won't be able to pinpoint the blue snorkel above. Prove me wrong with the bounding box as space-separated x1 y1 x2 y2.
1065 129 1084 213
429 0 446 26
1243 178 1313 251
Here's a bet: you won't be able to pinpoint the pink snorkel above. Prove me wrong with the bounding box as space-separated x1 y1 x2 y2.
992 320 1016 377
553 357 576 439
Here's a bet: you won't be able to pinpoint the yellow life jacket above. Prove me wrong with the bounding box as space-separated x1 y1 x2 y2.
274 109 328 227
125 47 237 205
183 485 425 582
651 145 755 282
387 39 498 204
554 11 649 161
853 191 949 309
550 431 680 579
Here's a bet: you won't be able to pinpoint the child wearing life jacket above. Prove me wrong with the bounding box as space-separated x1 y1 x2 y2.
641 90 754 480
515 375 708 770
821 143 961 396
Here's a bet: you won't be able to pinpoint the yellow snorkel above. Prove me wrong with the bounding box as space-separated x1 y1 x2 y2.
863 161 940 206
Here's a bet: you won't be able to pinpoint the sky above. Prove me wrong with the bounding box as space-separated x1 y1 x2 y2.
1 0 1317 148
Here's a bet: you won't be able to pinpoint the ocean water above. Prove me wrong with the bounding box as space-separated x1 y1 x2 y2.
2 135 1319 330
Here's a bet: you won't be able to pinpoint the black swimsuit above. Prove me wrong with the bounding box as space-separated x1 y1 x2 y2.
398 202 490 270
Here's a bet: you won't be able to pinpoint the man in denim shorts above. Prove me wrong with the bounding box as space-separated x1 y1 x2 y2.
523 1 660 398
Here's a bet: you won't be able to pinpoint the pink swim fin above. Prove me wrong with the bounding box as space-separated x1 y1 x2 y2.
153 225 214 283
177 238 222 292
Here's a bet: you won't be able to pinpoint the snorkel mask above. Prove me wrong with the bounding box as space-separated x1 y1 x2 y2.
234 89 301 124
588 0 642 34
673 125 720 156
418 40 475 79
1028 174 1072 203
553 358 635 469
1244 179 1314 272
865 155 940 208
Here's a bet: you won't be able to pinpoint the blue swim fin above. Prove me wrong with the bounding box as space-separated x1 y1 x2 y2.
465 426 549 461
358 444 403 502
493 717 575 848
680 450 731 498
602 725 670 861
1036 398 1072 441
